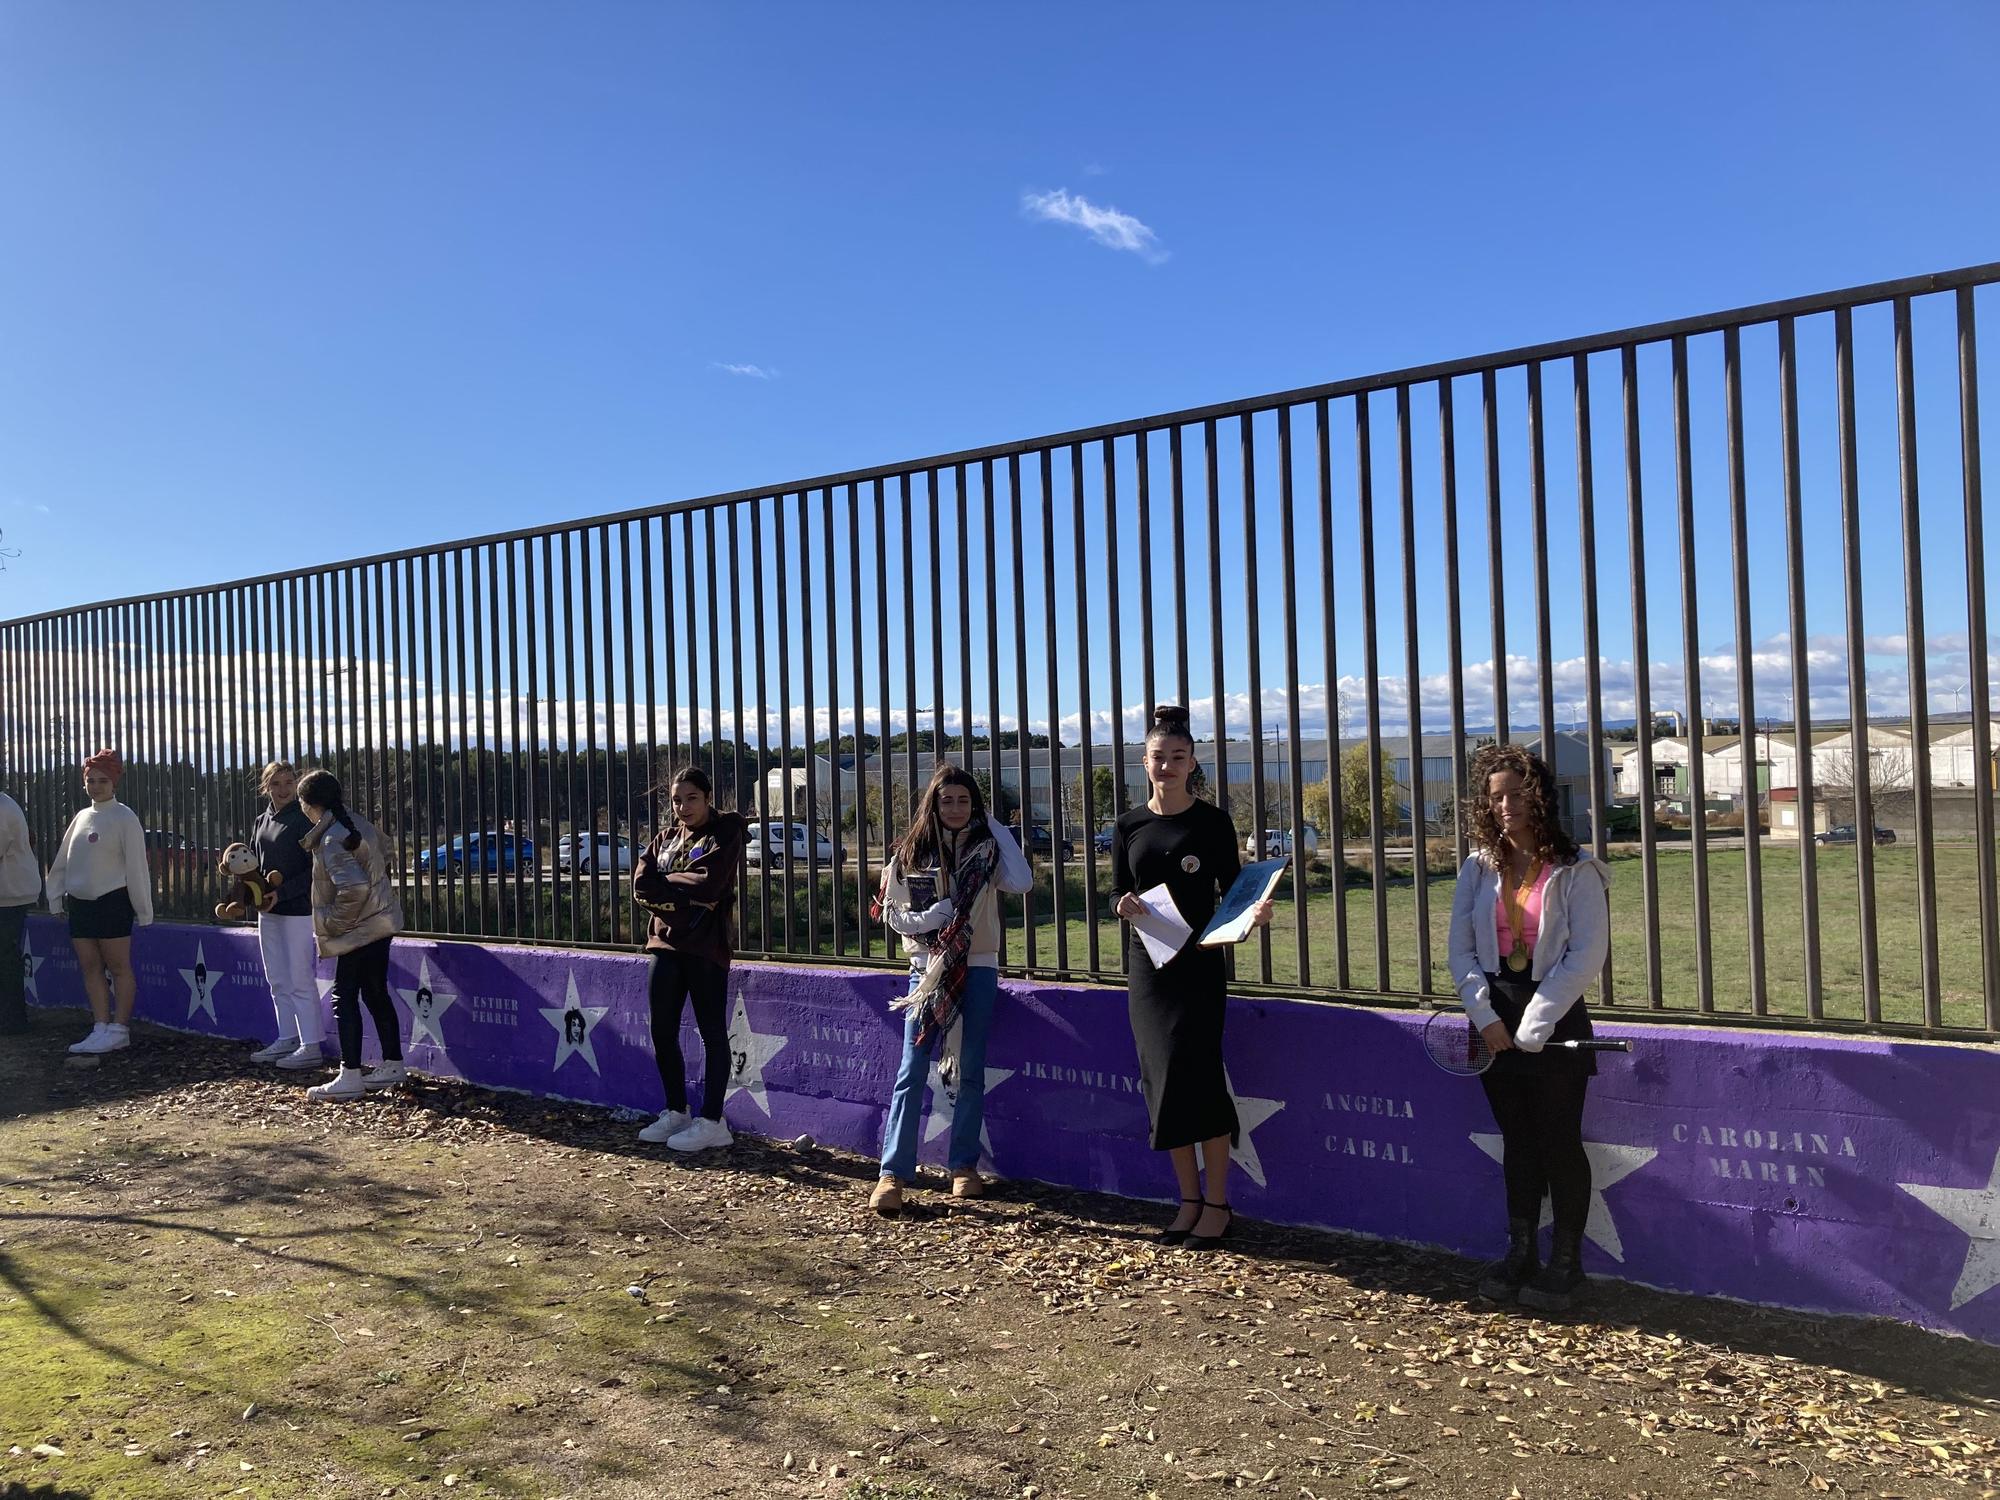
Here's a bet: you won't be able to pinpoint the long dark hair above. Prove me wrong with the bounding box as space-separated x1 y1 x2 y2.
893 762 991 872
666 765 714 830
1466 743 1578 866
297 768 363 853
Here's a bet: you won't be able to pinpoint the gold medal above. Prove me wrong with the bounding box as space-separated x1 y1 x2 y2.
1500 855 1542 977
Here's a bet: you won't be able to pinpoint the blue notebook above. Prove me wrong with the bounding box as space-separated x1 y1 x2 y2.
1198 859 1288 947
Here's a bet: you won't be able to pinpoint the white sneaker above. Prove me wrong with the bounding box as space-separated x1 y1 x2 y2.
275 1042 327 1071
638 1109 693 1144
666 1117 734 1153
69 1023 107 1054
77 1023 130 1055
307 1067 368 1102
360 1060 408 1090
249 1035 301 1063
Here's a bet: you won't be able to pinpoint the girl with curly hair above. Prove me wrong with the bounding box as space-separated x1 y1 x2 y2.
1445 742 1611 1311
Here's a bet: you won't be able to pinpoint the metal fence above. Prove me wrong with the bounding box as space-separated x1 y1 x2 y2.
6 262 1999 1039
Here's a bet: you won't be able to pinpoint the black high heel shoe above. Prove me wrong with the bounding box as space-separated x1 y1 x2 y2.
1184 1200 1234 1251
1156 1198 1203 1246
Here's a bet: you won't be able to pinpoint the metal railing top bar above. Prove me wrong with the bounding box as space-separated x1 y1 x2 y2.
10 259 2000 627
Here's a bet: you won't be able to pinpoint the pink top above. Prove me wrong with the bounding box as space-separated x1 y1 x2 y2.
1494 861 1555 960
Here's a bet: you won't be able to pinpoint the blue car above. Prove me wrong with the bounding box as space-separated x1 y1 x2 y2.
416 831 537 873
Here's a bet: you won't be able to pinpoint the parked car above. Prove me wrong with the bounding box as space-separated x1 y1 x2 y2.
743 820 835 867
417 831 537 874
1019 823 1074 859
1094 824 1116 855
1245 825 1321 865
558 834 635 875
1815 824 1897 846
144 829 209 884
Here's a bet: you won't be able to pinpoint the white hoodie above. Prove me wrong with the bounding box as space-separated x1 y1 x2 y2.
1446 850 1610 1051
47 798 154 926
881 816 1033 968
0 793 39 908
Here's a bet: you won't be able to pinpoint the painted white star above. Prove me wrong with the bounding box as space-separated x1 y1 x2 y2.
1201 1069 1287 1191
922 1059 1016 1170
725 988 788 1120
21 942 41 1002
1899 1142 2000 1311
178 941 219 1023
393 955 457 1053
540 971 611 1077
1469 1133 1658 1263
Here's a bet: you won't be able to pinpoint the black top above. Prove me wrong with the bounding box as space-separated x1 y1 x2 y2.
252 801 315 918
1111 798 1242 941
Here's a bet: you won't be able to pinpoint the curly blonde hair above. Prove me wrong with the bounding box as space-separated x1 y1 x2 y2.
1465 743 1578 866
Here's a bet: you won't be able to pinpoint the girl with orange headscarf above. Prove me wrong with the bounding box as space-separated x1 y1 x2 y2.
47 749 154 1055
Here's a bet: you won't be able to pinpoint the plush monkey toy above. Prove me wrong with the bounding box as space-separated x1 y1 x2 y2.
214 842 284 922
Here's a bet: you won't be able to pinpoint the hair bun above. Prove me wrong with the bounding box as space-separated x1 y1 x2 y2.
1150 703 1192 732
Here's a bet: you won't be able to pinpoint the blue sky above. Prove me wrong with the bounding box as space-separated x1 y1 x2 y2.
4 4 1999 746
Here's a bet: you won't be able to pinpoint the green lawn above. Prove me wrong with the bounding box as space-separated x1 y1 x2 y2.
360 846 1999 1033
980 846 1997 1031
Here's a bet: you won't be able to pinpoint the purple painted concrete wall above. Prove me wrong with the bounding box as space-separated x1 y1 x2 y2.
24 917 2000 1345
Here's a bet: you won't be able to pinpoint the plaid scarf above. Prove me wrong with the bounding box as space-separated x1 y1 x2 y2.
890 834 1000 1082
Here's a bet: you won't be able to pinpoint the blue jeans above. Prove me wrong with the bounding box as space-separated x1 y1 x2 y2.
880 963 998 1180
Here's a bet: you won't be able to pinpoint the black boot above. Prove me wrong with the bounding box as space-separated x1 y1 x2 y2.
1518 1228 1586 1312
1476 1218 1540 1301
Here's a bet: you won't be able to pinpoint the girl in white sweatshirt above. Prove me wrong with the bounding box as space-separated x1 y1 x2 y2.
47 749 154 1055
868 763 1033 1214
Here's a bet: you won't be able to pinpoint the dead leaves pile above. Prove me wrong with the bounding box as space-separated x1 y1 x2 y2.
33 1027 2000 1497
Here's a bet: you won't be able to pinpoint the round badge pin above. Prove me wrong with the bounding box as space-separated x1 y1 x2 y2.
1181 855 1200 873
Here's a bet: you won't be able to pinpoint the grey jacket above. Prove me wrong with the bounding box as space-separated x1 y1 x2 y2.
1446 850 1611 1051
304 810 404 957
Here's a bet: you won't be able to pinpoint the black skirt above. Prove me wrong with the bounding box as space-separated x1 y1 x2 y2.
1484 967 1596 1078
68 887 136 941
1128 941 1240 1151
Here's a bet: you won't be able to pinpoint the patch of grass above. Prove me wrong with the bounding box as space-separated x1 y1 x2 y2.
994 844 1996 1028
10 1028 1997 1499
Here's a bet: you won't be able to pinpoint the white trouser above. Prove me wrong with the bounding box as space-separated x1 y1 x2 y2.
257 913 324 1044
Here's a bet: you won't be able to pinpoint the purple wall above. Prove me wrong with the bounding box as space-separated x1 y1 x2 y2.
26 917 2000 1345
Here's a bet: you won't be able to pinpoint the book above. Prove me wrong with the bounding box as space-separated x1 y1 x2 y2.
1198 859 1288 947
1130 883 1195 967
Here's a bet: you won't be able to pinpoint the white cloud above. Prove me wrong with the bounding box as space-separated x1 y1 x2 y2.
1021 188 1167 264
714 362 777 380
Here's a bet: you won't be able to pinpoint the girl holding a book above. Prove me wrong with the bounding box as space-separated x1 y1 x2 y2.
869 763 1034 1213
1111 705 1272 1249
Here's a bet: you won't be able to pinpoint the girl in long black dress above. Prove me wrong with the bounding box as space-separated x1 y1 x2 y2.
1111 704 1273 1249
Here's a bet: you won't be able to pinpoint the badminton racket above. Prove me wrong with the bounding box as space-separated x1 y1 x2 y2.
1422 1008 1630 1077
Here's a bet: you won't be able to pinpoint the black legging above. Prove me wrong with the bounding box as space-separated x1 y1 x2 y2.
649 950 730 1120
1479 1070 1591 1233
332 936 401 1069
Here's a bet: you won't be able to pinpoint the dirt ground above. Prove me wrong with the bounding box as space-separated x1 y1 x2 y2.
2 1013 1997 1500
